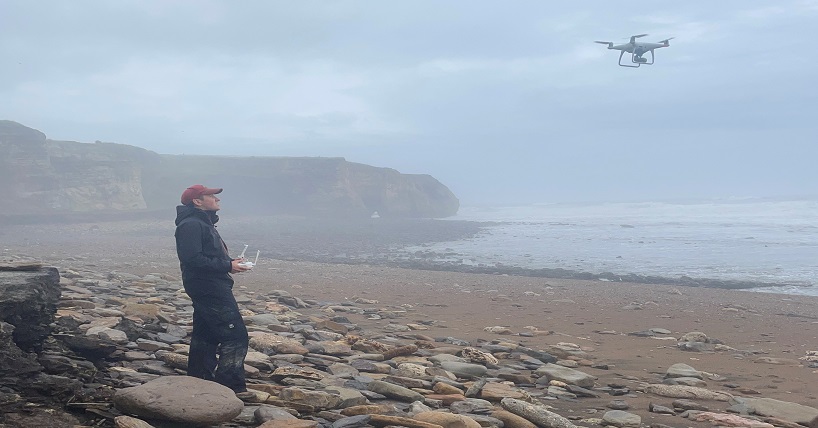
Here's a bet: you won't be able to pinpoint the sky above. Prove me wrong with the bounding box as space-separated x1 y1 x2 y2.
2 1 818 205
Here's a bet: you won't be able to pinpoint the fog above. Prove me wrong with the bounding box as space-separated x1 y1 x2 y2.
2 1 817 205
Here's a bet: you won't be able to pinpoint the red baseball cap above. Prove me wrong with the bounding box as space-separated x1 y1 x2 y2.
181 184 223 205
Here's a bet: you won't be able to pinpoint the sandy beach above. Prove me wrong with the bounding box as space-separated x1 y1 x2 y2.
3 215 818 427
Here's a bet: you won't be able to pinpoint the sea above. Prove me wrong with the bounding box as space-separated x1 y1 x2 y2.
406 198 818 296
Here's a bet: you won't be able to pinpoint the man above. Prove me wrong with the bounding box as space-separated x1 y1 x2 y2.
174 184 252 396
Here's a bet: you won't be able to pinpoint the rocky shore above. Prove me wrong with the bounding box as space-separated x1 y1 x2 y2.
2 217 818 427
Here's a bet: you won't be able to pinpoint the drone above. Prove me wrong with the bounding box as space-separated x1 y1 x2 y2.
595 34 674 67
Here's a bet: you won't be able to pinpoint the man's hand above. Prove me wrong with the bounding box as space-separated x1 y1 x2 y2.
230 259 252 273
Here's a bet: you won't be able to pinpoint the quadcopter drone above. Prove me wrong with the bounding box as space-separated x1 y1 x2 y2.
595 34 674 67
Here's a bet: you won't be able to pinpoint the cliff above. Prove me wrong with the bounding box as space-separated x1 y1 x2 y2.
0 121 459 219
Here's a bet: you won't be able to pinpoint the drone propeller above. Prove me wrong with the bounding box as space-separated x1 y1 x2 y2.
594 41 612 44
628 33 649 43
659 37 675 43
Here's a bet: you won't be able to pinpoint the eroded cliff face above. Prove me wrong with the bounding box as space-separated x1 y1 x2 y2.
1 121 459 218
1 120 153 213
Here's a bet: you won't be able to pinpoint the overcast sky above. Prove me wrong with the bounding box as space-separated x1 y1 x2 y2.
2 1 817 205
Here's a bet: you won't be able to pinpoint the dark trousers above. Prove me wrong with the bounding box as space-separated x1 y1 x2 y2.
187 295 248 393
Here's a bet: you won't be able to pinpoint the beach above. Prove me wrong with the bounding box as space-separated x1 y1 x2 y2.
2 215 818 427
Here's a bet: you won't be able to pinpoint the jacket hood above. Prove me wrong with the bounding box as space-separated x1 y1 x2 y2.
175 205 219 226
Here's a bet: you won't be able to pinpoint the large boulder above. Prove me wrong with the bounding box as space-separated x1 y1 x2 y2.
113 376 244 425
0 263 60 379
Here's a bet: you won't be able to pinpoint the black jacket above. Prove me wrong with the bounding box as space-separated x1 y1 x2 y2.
174 205 234 300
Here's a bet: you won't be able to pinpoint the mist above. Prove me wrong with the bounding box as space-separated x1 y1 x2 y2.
2 1 817 205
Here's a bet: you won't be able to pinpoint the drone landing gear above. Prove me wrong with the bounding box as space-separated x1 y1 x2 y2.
618 51 655 68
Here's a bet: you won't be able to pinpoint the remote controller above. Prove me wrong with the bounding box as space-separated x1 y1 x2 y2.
236 245 259 270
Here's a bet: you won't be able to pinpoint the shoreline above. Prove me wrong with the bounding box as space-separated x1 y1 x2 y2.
2 214 812 294
278 251 810 292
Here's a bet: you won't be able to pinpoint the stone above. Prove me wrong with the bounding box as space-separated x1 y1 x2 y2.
112 376 243 425
247 313 281 326
113 415 156 428
332 414 373 428
258 420 320 428
449 398 493 415
479 382 530 401
414 411 483 428
648 403 675 415
740 397 818 426
665 363 702 379
278 387 343 410
679 332 708 342
601 410 641 427
341 404 399 416
434 381 465 395
534 363 596 388
645 384 732 401
461 347 499 365
491 410 538 428
255 404 299 423
323 386 368 408
440 361 488 379
689 412 774 428
753 357 800 365
1 267 61 376
250 332 310 355
369 414 446 428
500 397 579 428
382 344 419 360
367 379 425 402
672 399 709 411
607 400 629 410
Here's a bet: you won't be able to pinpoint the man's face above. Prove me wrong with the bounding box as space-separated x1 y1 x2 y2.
193 193 221 211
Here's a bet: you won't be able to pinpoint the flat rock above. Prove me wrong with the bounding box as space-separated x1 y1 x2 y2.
414 411 482 428
602 410 641 427
534 363 595 388
740 397 818 425
645 384 732 401
367 379 424 402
